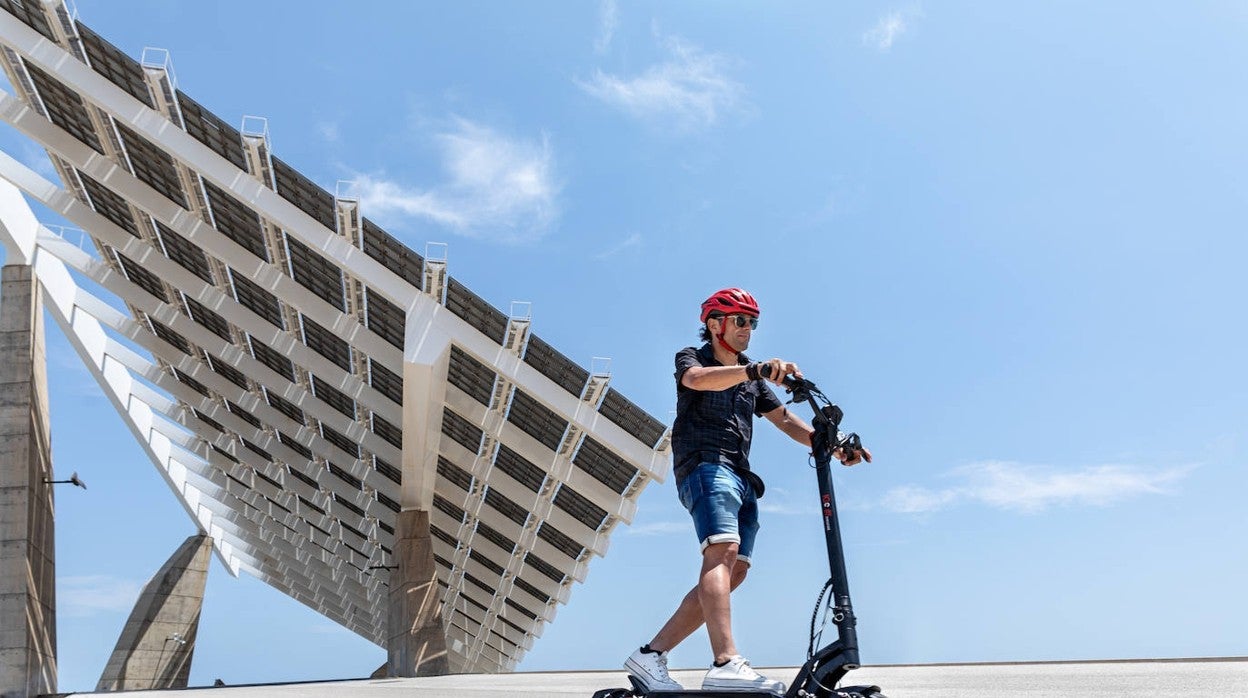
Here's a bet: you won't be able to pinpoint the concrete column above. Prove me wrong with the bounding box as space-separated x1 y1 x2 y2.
386 509 449 677
96 534 213 691
0 264 57 698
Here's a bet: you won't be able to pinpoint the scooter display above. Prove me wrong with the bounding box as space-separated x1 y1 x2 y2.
593 369 887 698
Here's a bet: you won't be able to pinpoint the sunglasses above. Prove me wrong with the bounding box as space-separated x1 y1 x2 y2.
715 314 759 330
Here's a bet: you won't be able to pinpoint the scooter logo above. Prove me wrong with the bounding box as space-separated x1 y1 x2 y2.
822 494 831 509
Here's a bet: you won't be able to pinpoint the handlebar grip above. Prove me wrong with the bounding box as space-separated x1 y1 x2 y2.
757 362 800 388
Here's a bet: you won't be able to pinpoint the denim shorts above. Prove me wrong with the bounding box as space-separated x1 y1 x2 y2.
677 463 760 565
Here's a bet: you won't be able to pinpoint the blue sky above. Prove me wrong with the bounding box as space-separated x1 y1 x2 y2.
1 0 1245 690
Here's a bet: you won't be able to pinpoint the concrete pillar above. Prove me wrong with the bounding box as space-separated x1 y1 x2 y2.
0 264 57 698
96 534 213 691
386 509 449 677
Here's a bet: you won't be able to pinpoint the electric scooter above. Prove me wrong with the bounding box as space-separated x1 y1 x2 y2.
593 370 887 698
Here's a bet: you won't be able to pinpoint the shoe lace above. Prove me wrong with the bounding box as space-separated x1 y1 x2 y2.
655 653 672 678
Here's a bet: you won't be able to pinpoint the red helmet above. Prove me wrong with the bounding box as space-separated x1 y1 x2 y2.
700 288 760 323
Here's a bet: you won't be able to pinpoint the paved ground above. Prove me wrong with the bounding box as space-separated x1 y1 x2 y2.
51 658 1248 697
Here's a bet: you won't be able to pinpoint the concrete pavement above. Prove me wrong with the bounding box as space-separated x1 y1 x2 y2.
49 657 1248 697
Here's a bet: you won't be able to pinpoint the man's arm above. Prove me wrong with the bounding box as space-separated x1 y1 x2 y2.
681 358 801 392
762 405 873 466
762 405 815 447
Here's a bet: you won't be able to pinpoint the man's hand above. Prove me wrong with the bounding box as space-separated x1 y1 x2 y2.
758 358 801 386
833 445 872 467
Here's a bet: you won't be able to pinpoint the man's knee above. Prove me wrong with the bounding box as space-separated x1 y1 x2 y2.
702 540 739 568
730 561 749 589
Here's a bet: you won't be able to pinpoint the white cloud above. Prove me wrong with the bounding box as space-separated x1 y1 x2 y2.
317 121 339 143
594 0 618 54
60 575 142 617
863 6 922 51
595 232 641 260
625 521 687 536
577 32 747 132
882 461 1193 514
354 118 559 244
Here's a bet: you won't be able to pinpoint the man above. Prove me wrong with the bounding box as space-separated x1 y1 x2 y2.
625 288 871 695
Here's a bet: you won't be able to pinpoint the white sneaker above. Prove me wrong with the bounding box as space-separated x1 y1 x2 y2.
624 646 684 692
702 655 786 695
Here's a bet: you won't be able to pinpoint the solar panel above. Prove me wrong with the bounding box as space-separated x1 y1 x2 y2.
115 123 187 208
193 409 224 433
24 62 104 154
493 443 544 493
0 0 55 40
297 495 325 516
301 314 351 371
573 436 638 495
242 438 271 461
441 408 483 455
321 424 359 459
374 457 402 485
512 576 550 605
361 218 423 290
507 390 567 451
173 368 208 397
249 337 295 382
232 272 284 329
185 296 232 342
148 318 191 355
175 90 247 171
312 375 356 419
364 288 404 350
522 334 589 398
328 462 363 491
553 484 608 531
372 414 401 450
376 491 400 513
474 522 516 554
503 597 536 621
483 488 528 527
267 390 306 425
286 236 345 311
369 359 403 405
430 525 458 548
599 388 666 448
76 22 154 108
445 278 507 344
536 523 583 560
437 455 473 492
208 354 249 390
524 553 565 584
156 222 213 283
448 346 496 407
469 549 504 576
271 156 337 232
278 432 313 460
433 494 466 523
202 180 267 261
462 571 495 597
227 401 262 429
78 171 139 236
116 253 167 302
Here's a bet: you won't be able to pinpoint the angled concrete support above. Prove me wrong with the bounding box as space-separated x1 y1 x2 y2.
386 510 449 677
96 534 212 691
0 264 57 698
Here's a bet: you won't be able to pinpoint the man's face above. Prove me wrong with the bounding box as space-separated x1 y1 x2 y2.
711 314 756 352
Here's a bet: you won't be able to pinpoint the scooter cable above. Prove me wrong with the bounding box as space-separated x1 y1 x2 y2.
808 577 835 659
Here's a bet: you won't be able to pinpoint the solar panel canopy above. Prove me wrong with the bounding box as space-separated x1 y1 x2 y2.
0 2 671 673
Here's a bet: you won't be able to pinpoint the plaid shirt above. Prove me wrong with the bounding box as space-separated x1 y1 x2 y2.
671 344 783 491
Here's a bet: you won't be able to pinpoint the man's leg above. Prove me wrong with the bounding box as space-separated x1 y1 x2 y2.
647 550 749 654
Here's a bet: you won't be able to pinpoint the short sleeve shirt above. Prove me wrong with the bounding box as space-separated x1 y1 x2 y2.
671 344 783 489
